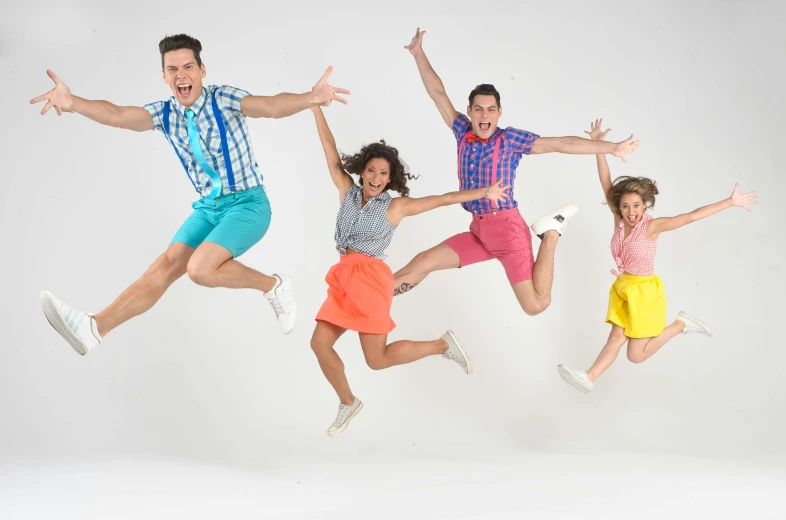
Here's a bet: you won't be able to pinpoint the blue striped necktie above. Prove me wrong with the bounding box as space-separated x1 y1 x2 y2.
185 108 222 198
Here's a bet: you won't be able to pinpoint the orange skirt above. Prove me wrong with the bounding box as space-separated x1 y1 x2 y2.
315 253 396 334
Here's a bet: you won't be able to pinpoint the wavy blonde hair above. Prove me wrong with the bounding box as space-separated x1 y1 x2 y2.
607 176 659 216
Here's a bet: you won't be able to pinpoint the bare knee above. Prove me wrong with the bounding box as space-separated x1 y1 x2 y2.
364 355 388 371
627 351 645 364
187 260 216 287
521 296 551 316
310 337 329 357
610 328 627 342
145 250 188 287
412 246 454 273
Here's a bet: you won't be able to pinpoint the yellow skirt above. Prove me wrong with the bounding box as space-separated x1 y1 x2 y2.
605 274 666 338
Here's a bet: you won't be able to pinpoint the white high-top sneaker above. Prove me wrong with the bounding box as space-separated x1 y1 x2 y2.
441 330 473 374
531 205 579 239
557 364 593 394
327 398 363 437
675 312 712 337
264 274 297 334
40 291 100 356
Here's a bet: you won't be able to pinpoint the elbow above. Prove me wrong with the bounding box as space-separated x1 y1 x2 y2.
552 138 570 153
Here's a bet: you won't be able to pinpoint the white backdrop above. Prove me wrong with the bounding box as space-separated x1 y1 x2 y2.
1 0 784 473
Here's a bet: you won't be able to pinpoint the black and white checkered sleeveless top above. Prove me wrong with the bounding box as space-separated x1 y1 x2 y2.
334 184 396 260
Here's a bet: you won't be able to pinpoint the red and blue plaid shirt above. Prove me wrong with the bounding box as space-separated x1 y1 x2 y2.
452 114 539 214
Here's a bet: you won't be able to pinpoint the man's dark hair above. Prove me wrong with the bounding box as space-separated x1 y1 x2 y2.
468 84 501 107
159 34 202 69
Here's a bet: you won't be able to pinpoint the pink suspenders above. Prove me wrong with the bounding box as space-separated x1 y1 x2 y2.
458 132 504 211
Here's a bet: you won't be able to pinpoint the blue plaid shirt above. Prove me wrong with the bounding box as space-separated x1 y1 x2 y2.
143 85 263 196
452 114 539 214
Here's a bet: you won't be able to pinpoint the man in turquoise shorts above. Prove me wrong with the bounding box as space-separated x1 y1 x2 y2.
31 34 350 355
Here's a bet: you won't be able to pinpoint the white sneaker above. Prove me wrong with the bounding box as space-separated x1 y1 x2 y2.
531 205 579 239
327 398 363 437
442 330 473 374
40 291 100 356
675 311 712 337
557 364 593 394
264 274 297 334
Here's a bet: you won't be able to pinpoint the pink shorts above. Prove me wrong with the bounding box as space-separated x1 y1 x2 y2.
444 208 535 285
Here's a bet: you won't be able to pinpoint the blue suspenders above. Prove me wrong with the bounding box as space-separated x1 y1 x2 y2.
161 88 237 194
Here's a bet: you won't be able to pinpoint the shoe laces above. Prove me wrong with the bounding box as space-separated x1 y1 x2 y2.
333 404 350 426
268 296 284 317
266 284 294 317
443 349 465 367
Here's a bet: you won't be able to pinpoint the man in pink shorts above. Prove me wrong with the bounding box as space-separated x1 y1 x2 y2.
393 28 639 315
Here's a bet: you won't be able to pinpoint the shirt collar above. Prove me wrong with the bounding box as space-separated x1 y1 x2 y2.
354 184 391 203
172 86 208 118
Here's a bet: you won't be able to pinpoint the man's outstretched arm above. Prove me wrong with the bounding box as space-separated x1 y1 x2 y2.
530 133 640 162
240 66 350 119
404 28 459 129
30 70 153 132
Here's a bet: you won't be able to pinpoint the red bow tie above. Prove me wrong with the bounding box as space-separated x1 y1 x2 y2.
466 133 488 144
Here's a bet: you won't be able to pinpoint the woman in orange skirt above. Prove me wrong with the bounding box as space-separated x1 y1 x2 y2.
310 105 510 437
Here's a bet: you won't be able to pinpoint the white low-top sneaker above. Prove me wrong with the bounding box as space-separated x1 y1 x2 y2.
327 398 363 437
531 205 579 239
40 291 100 356
442 330 473 374
675 312 712 337
557 364 593 394
264 274 297 334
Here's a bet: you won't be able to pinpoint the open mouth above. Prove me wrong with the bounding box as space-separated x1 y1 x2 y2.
177 83 193 98
627 215 638 224
479 122 491 133
367 182 381 194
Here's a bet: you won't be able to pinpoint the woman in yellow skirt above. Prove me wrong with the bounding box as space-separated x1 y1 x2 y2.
558 119 757 393
310 105 509 435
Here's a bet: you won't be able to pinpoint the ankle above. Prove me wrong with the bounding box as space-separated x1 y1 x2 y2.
263 274 281 293
93 316 108 338
437 338 449 354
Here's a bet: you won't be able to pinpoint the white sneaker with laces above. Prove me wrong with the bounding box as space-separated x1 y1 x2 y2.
531 205 579 239
442 330 473 374
557 364 593 394
327 398 363 437
40 291 100 356
264 274 297 334
675 311 712 337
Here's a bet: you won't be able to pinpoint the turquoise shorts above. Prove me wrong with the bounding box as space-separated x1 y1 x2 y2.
172 185 271 258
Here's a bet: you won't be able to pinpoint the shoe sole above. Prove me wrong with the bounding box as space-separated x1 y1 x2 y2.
446 330 473 375
557 365 591 394
327 401 364 437
40 292 88 356
280 307 297 335
531 205 579 236
678 312 713 337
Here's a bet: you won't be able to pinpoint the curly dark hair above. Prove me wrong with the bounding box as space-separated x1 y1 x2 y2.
606 176 659 216
340 140 417 197
159 34 202 70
